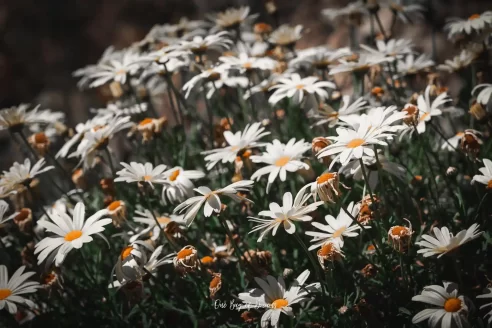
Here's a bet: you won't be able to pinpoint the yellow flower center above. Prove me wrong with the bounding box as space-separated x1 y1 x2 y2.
108 200 122 211
317 172 335 184
143 175 152 181
169 170 180 181
271 299 289 309
121 246 134 260
0 289 12 300
275 156 291 167
444 298 462 312
64 230 83 241
347 138 364 148
139 118 154 126
469 14 481 20
243 62 253 69
177 248 193 259
332 226 347 238
157 217 171 224
296 84 305 90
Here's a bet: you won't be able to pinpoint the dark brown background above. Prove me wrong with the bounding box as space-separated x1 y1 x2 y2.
0 0 490 167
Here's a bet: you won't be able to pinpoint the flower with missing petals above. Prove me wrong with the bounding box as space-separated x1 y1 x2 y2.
173 245 199 274
317 242 344 269
388 219 413 252
472 159 492 189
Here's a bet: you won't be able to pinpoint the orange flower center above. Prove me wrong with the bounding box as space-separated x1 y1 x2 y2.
243 62 253 69
271 299 289 309
390 226 408 236
157 217 171 224
319 243 335 256
210 275 221 288
469 14 481 20
444 298 462 312
347 138 364 148
64 230 83 241
456 132 464 137
367 244 375 252
14 209 31 222
169 170 180 181
139 118 154 126
332 226 347 238
44 273 56 284
317 172 335 184
296 84 305 90
177 248 193 259
201 256 214 264
0 289 12 300
275 156 291 167
143 175 152 181
108 201 122 211
487 180 492 189
34 132 48 143
121 246 134 260
419 112 430 122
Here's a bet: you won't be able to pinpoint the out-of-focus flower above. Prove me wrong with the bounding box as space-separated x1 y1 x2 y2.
477 288 492 325
445 12 492 39
173 245 199 274
460 129 483 158
9 208 33 233
86 49 141 88
385 1 424 23
0 104 50 133
129 209 184 242
136 117 167 142
209 6 257 31
397 53 434 76
209 273 222 299
416 224 482 258
268 73 335 105
178 32 232 56
0 159 54 197
472 158 492 189
268 25 303 48
329 54 389 75
412 281 469 327
0 200 10 225
115 162 168 189
311 96 367 128
322 1 368 25
250 139 310 193
361 39 413 60
472 84 492 105
437 50 478 73
0 265 40 314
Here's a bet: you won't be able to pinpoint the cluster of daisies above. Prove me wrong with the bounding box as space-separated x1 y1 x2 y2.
1 1 492 327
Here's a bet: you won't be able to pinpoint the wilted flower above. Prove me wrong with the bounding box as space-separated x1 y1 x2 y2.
317 242 344 269
173 245 199 274
460 129 482 158
10 208 33 233
209 272 222 299
136 117 167 142
360 263 377 278
106 200 127 228
388 219 414 252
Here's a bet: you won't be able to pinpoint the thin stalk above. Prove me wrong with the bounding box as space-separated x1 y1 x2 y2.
359 159 376 205
373 13 388 41
104 148 116 177
203 92 215 149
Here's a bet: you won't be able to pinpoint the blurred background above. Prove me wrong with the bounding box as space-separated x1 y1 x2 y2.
0 0 490 166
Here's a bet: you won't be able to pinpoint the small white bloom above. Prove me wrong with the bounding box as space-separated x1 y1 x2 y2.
397 53 434 76
441 132 464 151
173 180 254 226
202 122 270 170
311 95 368 128
268 73 335 105
238 270 320 328
412 281 470 328
414 85 451 134
0 158 54 196
249 187 323 241
87 49 141 88
268 24 303 47
361 38 413 60
329 54 389 75
178 31 232 55
0 104 50 132
472 84 492 105
115 162 168 188
250 138 311 193
437 50 478 73
472 158 492 189
305 201 365 249
416 224 483 258
0 200 10 225
161 167 205 204
445 12 492 38
0 265 40 314
34 202 111 266
322 1 367 22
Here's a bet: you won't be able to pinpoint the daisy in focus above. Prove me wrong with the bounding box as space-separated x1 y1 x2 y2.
0 265 40 314
472 158 492 189
415 224 483 258
161 166 205 204
238 270 320 328
173 180 254 226
412 281 469 328
202 122 270 170
250 138 310 193
268 73 335 105
408 85 451 134
115 162 168 189
317 120 392 169
34 202 111 266
305 201 365 250
248 188 323 242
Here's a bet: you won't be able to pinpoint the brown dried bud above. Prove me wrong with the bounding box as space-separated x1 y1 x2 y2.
388 219 413 253
357 194 381 225
241 311 257 323
360 264 378 278
317 242 343 269
28 132 50 156
173 245 199 275
137 117 167 143
72 169 86 190
460 129 483 159
314 172 341 203
13 208 33 233
469 102 488 121
402 104 419 126
21 242 35 267
242 250 272 276
106 200 127 228
371 86 384 98
254 23 273 37
312 137 331 154
209 273 222 299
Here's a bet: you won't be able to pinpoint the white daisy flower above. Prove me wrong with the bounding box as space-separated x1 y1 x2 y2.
115 162 168 189
322 1 367 22
445 12 492 38
87 49 141 88
201 122 270 170
209 6 257 31
289 47 352 71
204 72 249 99
129 209 184 242
219 52 277 73
441 132 465 151
268 24 304 47
161 166 205 204
397 53 435 76
250 138 311 193
182 65 229 98
0 200 10 225
340 105 406 135
178 31 232 55
249 187 323 242
472 84 492 105
0 158 54 196
317 120 392 169
412 281 470 328
0 265 40 314
360 38 413 60
437 50 478 73
173 180 254 226
472 158 492 189
311 95 368 128
144 245 175 275
238 270 320 328
305 201 365 250
0 104 50 132
34 202 111 266
415 224 483 258
329 54 389 75
268 73 335 105
413 85 451 134
477 288 492 325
